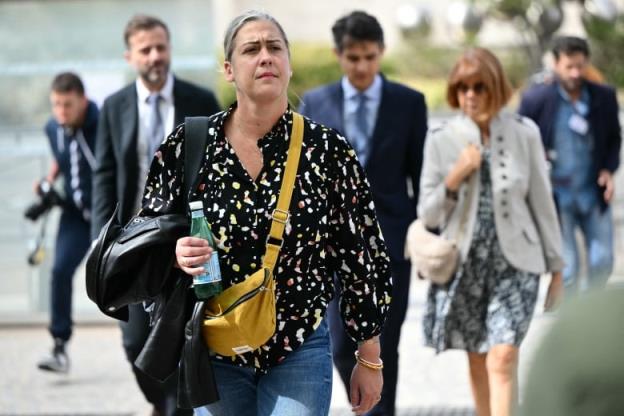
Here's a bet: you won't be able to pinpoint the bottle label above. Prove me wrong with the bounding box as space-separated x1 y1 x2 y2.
191 210 204 219
194 254 222 285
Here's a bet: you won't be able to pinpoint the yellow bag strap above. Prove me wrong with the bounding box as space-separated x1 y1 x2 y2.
262 112 304 272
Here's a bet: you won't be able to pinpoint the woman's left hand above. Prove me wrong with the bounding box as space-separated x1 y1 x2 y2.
544 271 563 312
349 360 383 415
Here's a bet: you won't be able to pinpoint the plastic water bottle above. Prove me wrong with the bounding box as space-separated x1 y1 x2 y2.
189 200 223 299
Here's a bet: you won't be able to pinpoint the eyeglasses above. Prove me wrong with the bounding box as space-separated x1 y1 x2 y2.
457 82 487 95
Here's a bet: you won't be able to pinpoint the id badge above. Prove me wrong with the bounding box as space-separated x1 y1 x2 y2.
568 113 589 135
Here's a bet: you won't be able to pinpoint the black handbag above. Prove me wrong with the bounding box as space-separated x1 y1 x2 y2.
135 271 195 381
177 300 219 409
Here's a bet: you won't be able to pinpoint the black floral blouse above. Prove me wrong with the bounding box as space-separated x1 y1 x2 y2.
141 105 392 372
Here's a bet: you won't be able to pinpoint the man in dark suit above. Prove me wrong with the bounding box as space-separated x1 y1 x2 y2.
36 73 98 374
92 15 220 416
299 11 427 416
518 36 621 294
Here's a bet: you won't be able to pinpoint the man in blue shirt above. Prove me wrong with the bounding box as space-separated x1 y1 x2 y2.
519 36 621 294
299 11 427 416
36 72 98 373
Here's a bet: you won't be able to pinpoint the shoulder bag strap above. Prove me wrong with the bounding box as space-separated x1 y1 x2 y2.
262 112 304 272
184 117 211 206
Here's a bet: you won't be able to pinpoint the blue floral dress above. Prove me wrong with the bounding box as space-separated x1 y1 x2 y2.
423 146 540 353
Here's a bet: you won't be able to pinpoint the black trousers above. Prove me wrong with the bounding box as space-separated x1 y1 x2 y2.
328 260 411 416
120 304 192 416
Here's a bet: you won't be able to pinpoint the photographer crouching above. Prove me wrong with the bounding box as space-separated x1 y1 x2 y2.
28 72 98 373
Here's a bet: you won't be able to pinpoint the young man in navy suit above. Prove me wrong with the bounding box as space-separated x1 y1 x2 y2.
299 11 427 416
519 36 621 295
36 73 98 374
92 15 220 416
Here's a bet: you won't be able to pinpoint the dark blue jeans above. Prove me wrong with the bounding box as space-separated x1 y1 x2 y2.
196 319 333 416
49 208 90 341
559 204 614 293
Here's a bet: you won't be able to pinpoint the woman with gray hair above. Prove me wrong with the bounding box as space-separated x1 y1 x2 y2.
140 10 392 416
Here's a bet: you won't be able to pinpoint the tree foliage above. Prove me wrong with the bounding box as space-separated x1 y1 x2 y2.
583 15 624 86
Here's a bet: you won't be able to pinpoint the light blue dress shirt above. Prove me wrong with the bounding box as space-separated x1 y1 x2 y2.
551 84 596 214
341 74 382 166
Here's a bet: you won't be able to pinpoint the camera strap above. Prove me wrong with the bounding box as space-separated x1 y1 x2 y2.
76 130 96 170
56 126 96 170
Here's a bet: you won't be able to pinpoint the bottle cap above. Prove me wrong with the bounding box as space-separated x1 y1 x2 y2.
189 200 204 211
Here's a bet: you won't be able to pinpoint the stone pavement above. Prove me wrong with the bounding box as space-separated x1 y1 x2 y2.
6 275 619 416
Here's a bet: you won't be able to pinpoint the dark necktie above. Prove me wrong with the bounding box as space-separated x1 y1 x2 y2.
354 93 370 164
147 93 164 159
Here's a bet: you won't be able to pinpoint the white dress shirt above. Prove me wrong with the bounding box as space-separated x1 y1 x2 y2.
134 72 175 211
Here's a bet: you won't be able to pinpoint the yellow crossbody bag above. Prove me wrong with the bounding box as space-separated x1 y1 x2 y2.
201 113 304 356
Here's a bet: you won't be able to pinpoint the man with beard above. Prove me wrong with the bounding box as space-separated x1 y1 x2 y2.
92 14 220 416
519 36 621 295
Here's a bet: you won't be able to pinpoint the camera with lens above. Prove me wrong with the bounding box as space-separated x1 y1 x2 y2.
24 179 64 222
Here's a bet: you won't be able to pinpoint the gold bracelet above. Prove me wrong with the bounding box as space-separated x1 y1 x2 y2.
354 351 384 371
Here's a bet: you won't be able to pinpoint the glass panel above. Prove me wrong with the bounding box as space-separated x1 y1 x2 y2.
0 0 216 318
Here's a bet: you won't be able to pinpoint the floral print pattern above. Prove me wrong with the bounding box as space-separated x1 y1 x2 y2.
141 105 392 372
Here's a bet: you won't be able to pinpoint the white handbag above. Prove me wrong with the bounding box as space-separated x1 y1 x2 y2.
405 219 460 285
405 177 476 285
